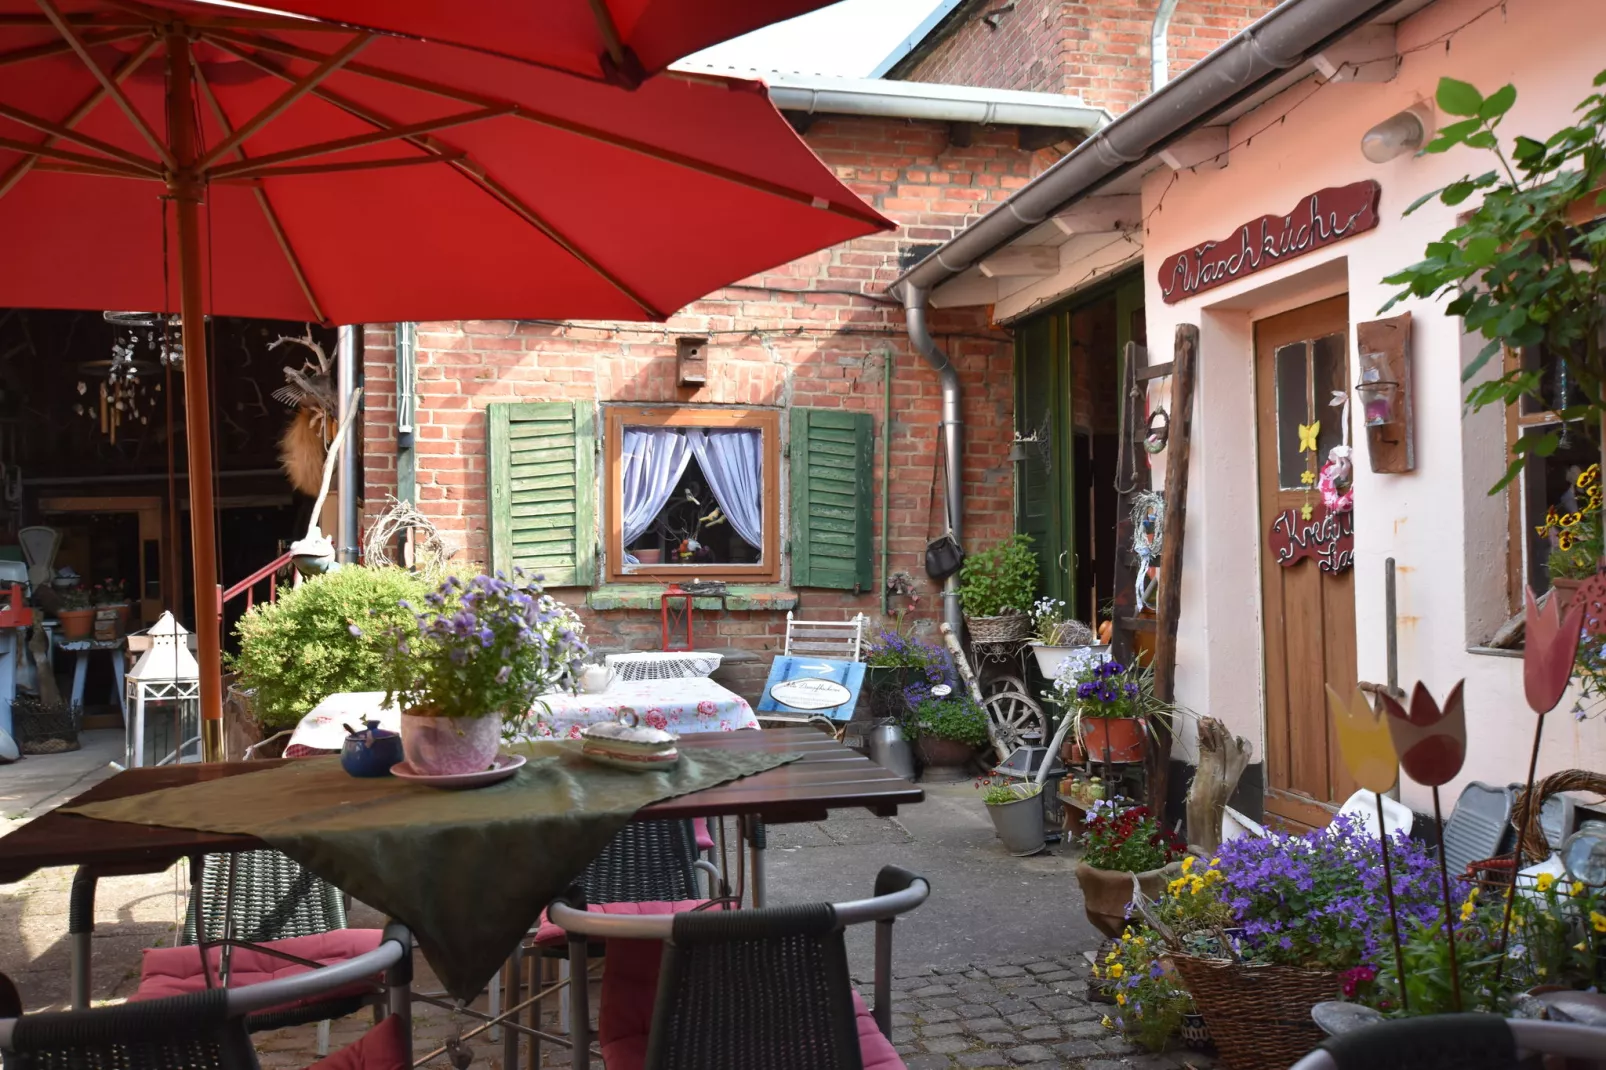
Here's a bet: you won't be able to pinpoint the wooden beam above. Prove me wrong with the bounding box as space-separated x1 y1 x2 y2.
207 107 510 180
1147 324 1198 816
1018 125 1081 152
1051 194 1141 237
35 0 175 170
0 133 150 176
977 246 1060 279
0 35 159 201
228 154 464 179
0 29 138 68
586 0 627 67
0 100 160 173
198 33 371 169
1312 24 1398 83
1158 127 1227 172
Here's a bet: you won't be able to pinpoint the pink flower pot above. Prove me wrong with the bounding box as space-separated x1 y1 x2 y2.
400 711 501 775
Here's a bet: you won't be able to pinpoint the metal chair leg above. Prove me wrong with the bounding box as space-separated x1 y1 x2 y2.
316 1019 330 1057
488 964 502 1042
68 867 97 1010
501 946 522 1070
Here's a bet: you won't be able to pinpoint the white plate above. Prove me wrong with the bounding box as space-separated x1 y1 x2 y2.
582 746 679 773
391 753 526 789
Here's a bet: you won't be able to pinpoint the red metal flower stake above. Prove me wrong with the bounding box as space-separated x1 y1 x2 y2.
1327 684 1410 1010
1378 681 1467 1011
1496 586 1588 982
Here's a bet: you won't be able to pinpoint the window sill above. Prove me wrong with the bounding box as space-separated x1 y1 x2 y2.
586 584 799 612
1467 645 1523 659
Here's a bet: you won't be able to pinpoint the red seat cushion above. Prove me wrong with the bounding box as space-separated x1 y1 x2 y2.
529 899 708 948
595 935 904 1070
692 817 715 851
307 1014 409 1070
134 929 384 1011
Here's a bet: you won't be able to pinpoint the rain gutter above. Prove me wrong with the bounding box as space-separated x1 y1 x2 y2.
888 0 1407 303
903 288 965 636
1152 0 1182 91
762 73 1109 131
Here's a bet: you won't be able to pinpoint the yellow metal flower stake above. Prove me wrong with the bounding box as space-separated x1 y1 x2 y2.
1378 682 1468 1012
1327 683 1410 1011
1497 586 1588 985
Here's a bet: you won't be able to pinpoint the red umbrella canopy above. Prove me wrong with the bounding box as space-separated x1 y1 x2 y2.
165 0 841 86
0 0 891 324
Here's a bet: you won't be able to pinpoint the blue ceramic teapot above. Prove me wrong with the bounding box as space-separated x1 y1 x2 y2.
341 720 403 777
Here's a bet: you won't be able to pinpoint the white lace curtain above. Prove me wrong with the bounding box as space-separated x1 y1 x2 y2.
618 426 763 561
619 428 692 563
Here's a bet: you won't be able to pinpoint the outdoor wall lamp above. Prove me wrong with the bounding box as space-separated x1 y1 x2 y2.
1361 103 1432 164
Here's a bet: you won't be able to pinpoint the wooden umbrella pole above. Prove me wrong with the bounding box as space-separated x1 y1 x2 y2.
166 30 225 762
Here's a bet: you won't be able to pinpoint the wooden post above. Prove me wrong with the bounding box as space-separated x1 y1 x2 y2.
1148 324 1198 815
1185 717 1252 854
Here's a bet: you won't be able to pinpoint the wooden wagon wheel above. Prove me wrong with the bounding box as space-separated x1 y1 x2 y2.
982 686 1045 763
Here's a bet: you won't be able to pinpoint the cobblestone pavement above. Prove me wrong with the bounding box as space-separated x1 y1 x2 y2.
879 956 1216 1070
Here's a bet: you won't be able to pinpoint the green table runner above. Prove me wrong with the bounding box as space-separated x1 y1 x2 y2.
66 740 798 1000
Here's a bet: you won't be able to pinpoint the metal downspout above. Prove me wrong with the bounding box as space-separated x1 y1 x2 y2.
336 325 360 564
903 287 964 635
881 347 894 616
1151 0 1182 92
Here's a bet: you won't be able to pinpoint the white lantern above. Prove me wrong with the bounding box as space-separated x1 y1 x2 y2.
125 611 201 767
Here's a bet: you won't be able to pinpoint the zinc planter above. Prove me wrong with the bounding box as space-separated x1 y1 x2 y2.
1075 861 1175 938
986 791 1046 856
400 710 501 775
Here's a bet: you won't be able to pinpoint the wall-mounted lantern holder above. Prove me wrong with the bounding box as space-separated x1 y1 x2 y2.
1354 312 1414 473
677 336 708 387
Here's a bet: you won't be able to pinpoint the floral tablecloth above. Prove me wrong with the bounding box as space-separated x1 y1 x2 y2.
533 677 759 737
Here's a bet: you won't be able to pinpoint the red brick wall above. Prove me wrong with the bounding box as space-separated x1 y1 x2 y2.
900 0 1280 115
361 118 1030 702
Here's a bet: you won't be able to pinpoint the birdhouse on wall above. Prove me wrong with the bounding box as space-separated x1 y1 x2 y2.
677 337 708 387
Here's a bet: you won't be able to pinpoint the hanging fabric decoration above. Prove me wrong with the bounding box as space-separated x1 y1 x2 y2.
1317 388 1354 515
1131 491 1165 612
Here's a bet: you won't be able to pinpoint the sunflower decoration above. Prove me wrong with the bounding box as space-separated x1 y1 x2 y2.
1535 463 1603 577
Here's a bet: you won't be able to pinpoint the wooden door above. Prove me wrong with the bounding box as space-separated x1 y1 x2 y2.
1254 296 1358 822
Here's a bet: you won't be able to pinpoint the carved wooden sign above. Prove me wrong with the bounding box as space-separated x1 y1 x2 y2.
1269 503 1354 573
1158 181 1380 304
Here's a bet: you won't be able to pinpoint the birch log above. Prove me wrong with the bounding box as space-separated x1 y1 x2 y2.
1186 717 1252 855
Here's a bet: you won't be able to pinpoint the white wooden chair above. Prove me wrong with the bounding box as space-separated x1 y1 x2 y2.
781 612 868 662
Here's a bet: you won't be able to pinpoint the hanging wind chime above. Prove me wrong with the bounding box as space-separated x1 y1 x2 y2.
77 313 184 445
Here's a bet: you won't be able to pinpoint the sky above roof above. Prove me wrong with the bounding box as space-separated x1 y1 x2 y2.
683 0 940 77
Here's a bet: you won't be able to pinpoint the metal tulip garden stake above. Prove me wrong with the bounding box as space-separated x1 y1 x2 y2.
1326 683 1410 1011
1377 681 1468 1011
1498 586 1587 983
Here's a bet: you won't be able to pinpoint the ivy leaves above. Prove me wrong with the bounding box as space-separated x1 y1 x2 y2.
1382 69 1606 492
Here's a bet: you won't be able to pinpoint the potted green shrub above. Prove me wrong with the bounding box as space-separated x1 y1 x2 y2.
383 570 589 775
229 565 432 734
904 693 989 770
980 779 1045 855
958 534 1039 643
1075 798 1186 938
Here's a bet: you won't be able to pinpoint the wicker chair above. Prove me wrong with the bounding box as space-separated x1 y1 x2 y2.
1288 1013 1606 1070
548 864 930 1070
132 851 387 1046
497 819 719 1070
0 924 413 1070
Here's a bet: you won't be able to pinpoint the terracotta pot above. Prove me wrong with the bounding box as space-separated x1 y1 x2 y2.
1060 737 1086 766
400 710 501 775
1081 716 1147 764
632 548 662 564
1075 860 1176 938
56 608 95 640
1550 576 1583 609
915 736 974 769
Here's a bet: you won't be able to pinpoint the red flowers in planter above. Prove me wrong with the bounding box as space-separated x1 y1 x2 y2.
1523 585 1584 715
1377 681 1466 788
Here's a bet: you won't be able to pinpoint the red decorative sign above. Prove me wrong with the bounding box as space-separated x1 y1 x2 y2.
1269 503 1353 574
1158 181 1380 304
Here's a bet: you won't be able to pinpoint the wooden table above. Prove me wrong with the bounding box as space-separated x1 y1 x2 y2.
0 727 919 1007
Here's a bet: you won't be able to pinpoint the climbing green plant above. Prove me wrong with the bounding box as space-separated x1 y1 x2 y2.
957 534 1039 618
1382 69 1606 491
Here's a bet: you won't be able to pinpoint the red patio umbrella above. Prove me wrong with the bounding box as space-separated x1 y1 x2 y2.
179 0 843 86
0 0 891 758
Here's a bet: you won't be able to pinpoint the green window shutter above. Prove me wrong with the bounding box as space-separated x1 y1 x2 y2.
487 401 595 587
790 407 873 591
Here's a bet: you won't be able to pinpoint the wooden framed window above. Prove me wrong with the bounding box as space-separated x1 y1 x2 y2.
604 406 782 584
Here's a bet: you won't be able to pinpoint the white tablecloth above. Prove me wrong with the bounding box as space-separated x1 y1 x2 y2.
533 677 758 737
285 679 758 755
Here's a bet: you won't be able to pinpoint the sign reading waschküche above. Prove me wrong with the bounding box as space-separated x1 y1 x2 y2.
1157 180 1380 304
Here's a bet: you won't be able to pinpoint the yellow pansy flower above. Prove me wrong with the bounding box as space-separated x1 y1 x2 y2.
1132 936 1145 947
1109 963 1124 979
1571 881 1586 898
1209 857 1220 867
1189 876 1206 895
1091 966 1101 979
1590 911 1606 933
1105 952 1118 963
1168 877 1187 896
1101 1016 1114 1029
1575 942 1589 953
1181 855 1195 874
1120 931 1131 942
1536 873 1556 894
1460 899 1475 923
1116 993 1127 1006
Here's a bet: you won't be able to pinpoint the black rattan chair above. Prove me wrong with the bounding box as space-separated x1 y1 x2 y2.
548 864 931 1070
1289 1013 1605 1070
180 850 349 946
1 924 413 1070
